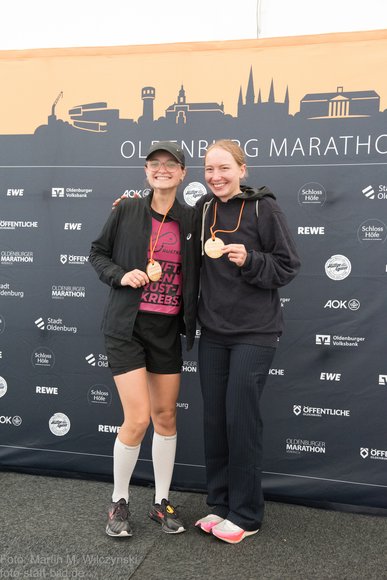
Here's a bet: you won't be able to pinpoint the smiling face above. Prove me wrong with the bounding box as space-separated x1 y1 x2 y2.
204 147 246 202
145 151 186 194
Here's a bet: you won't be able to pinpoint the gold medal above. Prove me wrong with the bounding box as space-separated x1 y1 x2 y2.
204 236 224 259
146 260 162 282
205 200 246 260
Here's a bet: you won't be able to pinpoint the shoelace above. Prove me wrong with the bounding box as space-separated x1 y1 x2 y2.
114 502 129 521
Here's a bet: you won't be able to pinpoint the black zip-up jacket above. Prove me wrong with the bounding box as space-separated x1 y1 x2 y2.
89 193 200 351
196 185 301 346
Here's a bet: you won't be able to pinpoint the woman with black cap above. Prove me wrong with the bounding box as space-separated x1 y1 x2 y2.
89 141 200 537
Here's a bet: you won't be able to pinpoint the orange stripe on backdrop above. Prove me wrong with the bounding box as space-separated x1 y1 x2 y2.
0 29 387 134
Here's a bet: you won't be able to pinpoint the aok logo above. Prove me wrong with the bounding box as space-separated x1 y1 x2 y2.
324 299 360 311
7 189 24 196
0 415 22 426
316 334 331 345
64 223 82 230
297 226 325 235
320 372 341 381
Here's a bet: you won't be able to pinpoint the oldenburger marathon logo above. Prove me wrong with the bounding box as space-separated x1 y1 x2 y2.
1 251 33 264
286 438 326 454
51 285 86 299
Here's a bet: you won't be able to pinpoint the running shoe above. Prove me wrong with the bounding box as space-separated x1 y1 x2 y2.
149 498 186 534
195 514 224 534
106 498 133 537
211 519 259 544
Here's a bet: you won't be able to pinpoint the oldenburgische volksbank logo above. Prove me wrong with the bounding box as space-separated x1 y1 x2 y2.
52 187 91 199
315 334 365 347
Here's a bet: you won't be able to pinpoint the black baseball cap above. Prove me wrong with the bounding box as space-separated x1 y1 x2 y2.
146 141 185 167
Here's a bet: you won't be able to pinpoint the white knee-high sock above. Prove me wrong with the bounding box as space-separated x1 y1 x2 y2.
112 436 141 503
152 431 177 504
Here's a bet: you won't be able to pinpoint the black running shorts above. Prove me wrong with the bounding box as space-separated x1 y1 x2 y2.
104 312 182 376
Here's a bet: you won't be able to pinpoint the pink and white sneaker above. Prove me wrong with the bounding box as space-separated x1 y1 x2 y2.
211 519 259 544
195 514 224 534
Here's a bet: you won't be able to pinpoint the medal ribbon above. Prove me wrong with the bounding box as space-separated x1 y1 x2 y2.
209 200 246 241
149 203 173 264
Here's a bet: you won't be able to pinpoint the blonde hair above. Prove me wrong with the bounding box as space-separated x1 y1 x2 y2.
205 140 248 176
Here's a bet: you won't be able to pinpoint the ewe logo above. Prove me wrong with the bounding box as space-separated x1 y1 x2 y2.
64 222 82 230
6 188 24 197
325 255 351 280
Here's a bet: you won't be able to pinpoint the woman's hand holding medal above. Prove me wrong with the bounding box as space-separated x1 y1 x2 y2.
222 243 247 267
121 269 149 288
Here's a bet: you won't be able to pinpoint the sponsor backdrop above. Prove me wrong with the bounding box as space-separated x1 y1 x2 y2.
0 31 386 511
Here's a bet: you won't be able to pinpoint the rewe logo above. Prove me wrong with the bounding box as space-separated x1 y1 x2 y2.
320 372 341 381
378 375 387 386
316 334 331 345
7 189 24 196
297 226 325 235
52 188 64 197
64 223 82 230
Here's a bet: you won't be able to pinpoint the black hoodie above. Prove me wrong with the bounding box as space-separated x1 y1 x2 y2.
196 185 301 346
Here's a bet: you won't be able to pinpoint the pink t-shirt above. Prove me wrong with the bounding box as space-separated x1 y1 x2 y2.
139 214 182 315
